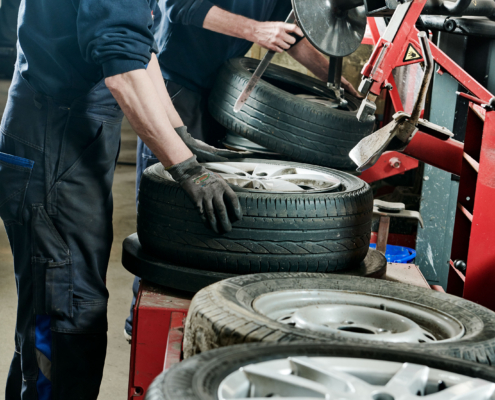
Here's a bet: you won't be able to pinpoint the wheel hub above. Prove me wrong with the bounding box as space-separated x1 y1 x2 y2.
284 304 437 343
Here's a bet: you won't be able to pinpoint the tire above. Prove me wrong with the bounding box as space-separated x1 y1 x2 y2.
183 272 495 365
208 57 374 169
145 342 495 400
137 160 373 273
123 233 386 293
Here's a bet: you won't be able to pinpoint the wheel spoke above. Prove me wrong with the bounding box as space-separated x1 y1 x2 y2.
241 363 328 398
385 363 429 395
203 162 251 176
428 379 495 399
289 357 372 394
251 164 298 178
219 176 261 188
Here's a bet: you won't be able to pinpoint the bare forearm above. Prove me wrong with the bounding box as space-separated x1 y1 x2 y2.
288 38 329 81
106 69 193 167
203 6 303 53
203 6 252 40
288 39 363 98
146 53 183 128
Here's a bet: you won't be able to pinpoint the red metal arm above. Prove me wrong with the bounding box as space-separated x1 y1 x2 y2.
365 0 493 108
404 131 464 176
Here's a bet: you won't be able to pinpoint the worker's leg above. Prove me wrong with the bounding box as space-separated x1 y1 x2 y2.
51 332 107 399
2 72 122 399
5 348 22 400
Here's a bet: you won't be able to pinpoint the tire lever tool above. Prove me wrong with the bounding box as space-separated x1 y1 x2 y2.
233 10 296 113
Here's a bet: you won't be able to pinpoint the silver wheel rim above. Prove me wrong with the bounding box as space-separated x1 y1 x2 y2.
218 356 495 399
202 162 342 193
253 290 465 343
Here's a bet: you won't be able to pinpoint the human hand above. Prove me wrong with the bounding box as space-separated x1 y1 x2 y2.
167 156 243 233
249 21 304 53
175 126 246 163
341 77 364 99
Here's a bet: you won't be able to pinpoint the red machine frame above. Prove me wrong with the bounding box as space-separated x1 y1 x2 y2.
128 282 191 400
359 0 495 309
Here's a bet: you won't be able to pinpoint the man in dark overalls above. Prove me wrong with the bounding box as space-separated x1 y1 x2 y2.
0 0 242 398
125 0 363 339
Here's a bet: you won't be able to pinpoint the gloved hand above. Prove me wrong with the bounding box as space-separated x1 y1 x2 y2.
167 155 243 233
175 126 246 163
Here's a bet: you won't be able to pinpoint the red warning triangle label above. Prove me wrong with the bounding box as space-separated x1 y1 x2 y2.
403 43 422 62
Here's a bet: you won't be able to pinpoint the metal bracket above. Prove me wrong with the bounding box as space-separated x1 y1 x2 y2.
373 199 425 228
373 199 424 255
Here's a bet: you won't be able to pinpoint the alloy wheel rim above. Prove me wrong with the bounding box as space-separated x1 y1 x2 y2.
202 162 342 193
217 356 495 399
253 290 465 343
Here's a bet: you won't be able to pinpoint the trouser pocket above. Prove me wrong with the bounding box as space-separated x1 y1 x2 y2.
32 205 73 318
0 151 34 225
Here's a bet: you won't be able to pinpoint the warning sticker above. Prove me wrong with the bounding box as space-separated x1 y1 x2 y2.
403 43 422 62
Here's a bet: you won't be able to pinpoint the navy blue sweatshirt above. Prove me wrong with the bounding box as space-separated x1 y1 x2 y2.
155 0 292 92
17 0 161 100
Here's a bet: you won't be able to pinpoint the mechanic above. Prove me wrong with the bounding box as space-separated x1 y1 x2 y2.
0 0 242 399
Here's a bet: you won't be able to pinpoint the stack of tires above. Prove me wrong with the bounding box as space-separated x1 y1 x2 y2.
137 159 375 276
145 272 495 400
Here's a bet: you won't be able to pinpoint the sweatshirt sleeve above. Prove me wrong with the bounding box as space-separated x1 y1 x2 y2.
269 0 293 22
161 0 214 27
72 0 157 78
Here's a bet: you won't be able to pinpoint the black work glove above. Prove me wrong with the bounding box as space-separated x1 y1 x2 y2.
167 155 243 233
175 126 246 163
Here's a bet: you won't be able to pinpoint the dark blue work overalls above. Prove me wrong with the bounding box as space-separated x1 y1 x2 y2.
0 69 123 399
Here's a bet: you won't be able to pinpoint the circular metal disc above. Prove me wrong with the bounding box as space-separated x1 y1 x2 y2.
293 0 367 56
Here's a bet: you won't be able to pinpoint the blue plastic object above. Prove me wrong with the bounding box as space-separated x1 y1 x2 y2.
369 243 416 264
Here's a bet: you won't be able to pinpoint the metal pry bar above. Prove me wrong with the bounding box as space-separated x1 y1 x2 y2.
234 10 296 113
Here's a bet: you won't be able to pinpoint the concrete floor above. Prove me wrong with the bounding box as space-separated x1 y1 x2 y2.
0 79 139 398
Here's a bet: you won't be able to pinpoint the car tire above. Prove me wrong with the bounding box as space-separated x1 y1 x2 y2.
208 57 374 169
137 160 373 273
145 342 495 400
183 272 495 366
123 233 386 292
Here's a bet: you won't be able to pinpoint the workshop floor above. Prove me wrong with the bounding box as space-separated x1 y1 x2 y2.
0 79 138 399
